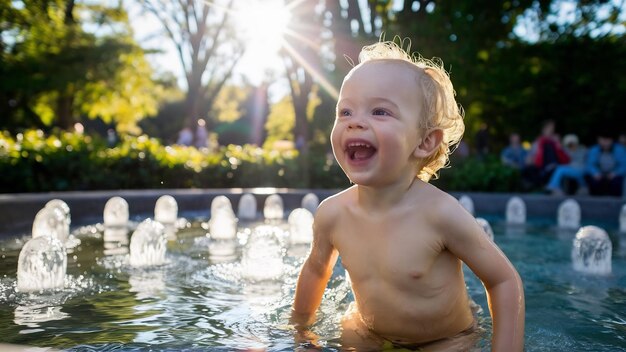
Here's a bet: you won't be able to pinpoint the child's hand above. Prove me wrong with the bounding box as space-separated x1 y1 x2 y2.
294 328 321 351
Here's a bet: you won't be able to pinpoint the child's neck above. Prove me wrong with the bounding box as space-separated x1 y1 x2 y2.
355 175 422 212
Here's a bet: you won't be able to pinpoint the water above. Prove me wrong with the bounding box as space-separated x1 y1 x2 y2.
572 226 612 275
0 217 625 351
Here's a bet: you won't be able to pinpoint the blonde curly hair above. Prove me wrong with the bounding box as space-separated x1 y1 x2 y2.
357 40 465 182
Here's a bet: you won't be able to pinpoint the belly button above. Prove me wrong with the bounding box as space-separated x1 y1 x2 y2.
410 271 423 279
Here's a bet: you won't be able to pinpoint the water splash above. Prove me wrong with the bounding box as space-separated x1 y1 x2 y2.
209 209 238 240
506 196 526 225
558 199 581 230
129 219 167 267
103 227 130 256
475 217 494 241
572 226 612 275
208 239 238 263
238 193 258 220
104 197 129 228
155 195 178 224
211 195 235 217
301 193 319 214
263 194 284 220
288 208 314 245
241 225 284 281
458 195 474 215
45 198 71 230
32 206 69 243
17 236 67 292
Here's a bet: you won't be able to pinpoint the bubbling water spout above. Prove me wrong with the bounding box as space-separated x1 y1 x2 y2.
17 236 67 292
558 199 581 230
46 198 71 230
237 193 258 220
572 225 612 275
241 225 284 281
288 208 314 245
506 196 526 225
211 195 235 217
129 219 167 267
32 206 69 243
301 193 319 214
104 197 129 228
208 209 238 240
458 195 474 215
263 194 284 220
155 195 178 224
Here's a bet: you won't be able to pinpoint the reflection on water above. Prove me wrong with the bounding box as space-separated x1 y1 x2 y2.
129 271 166 301
14 303 68 328
0 218 624 351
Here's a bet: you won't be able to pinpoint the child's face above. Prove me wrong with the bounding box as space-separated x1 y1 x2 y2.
331 60 424 186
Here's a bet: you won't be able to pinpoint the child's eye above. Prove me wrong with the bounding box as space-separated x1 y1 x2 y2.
372 108 391 116
338 109 352 117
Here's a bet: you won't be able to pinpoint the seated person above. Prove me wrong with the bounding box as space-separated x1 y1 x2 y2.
522 120 570 190
585 132 626 196
501 133 528 169
545 134 588 196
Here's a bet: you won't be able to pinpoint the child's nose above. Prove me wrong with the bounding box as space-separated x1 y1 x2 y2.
347 118 366 130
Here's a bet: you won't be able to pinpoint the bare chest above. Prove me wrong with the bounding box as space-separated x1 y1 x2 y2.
332 214 444 284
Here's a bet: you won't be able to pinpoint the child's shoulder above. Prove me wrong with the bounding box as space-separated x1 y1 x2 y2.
318 186 356 213
411 182 467 220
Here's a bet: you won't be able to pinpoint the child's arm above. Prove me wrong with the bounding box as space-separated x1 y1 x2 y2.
291 201 339 329
439 199 525 352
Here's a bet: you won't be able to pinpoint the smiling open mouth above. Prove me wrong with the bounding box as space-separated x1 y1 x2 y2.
346 142 377 161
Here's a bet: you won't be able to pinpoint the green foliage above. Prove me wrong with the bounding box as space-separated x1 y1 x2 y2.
0 129 348 192
432 156 523 193
263 95 295 148
0 129 525 193
0 0 163 132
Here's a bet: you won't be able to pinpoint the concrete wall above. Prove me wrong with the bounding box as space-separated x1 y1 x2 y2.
1 189 624 238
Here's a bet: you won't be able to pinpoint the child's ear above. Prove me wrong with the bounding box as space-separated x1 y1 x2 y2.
414 129 443 158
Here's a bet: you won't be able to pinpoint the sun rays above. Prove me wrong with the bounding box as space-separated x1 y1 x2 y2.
202 0 339 100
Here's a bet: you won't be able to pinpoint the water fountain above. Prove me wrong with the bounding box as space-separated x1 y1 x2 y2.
475 217 494 241
572 225 612 275
45 199 71 230
557 199 581 230
211 195 235 217
154 195 178 225
263 194 284 220
129 219 167 267
506 196 526 225
16 235 67 292
241 225 285 282
458 195 474 215
31 206 69 243
288 208 314 245
237 193 258 220
208 208 238 240
103 196 129 228
154 195 179 240
3 191 626 351
301 193 320 214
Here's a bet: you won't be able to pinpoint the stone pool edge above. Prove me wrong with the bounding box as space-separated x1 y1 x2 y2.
1 189 624 238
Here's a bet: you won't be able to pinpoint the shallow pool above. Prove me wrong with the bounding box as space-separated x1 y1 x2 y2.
0 216 625 351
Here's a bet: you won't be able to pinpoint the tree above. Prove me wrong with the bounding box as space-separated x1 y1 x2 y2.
139 0 244 127
0 0 162 132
